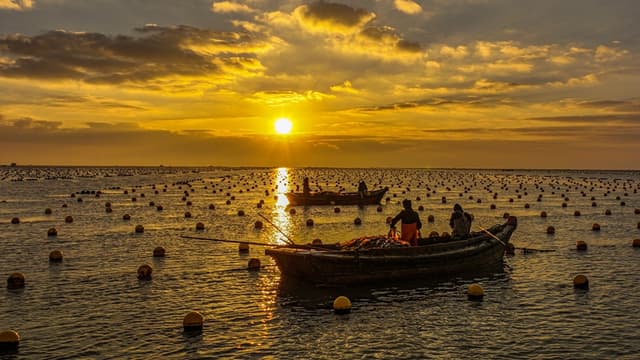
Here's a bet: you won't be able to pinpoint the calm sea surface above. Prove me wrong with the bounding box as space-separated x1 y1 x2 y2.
1 167 639 359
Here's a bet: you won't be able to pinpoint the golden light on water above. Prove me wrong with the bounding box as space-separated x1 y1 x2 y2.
274 118 293 135
272 167 292 245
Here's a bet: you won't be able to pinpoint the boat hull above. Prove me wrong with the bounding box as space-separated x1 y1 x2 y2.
285 188 388 206
266 217 517 285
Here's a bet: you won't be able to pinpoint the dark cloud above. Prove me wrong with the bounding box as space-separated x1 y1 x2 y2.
295 1 375 32
0 25 265 87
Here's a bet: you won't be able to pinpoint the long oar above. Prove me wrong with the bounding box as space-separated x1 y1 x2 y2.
477 225 506 246
258 213 295 245
181 235 282 247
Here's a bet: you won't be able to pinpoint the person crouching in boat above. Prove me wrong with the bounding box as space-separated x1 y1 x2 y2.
390 199 422 246
449 203 474 239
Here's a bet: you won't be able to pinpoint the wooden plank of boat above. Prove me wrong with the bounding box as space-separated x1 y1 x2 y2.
285 187 388 206
265 216 518 285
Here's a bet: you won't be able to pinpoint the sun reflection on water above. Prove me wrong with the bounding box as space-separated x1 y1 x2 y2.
271 167 292 245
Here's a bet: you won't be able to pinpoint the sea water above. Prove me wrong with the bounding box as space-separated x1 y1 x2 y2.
1 166 639 359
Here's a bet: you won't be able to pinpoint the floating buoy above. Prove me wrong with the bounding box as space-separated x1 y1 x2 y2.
573 275 589 290
546 226 555 235
254 221 263 229
156 205 163 211
524 203 530 209
354 217 362 225
153 247 165 257
540 211 547 218
47 228 58 237
635 208 640 215
576 240 587 251
186 201 192 206
574 210 581 216
123 214 131 221
427 215 435 223
135 224 144 233
0 330 21 351
505 243 515 255
632 239 640 248
591 202 597 207
105 207 113 213
183 311 204 332
105 202 111 208
6 273 25 289
333 296 352 314
148 201 155 207
137 264 152 280
305 219 314 227
10 217 19 224
312 239 323 245
64 215 73 223
225 200 231 205
503 212 510 219
209 204 215 210
195 222 205 230
591 223 600 231
490 204 496 210
49 250 63 262
184 211 192 218
605 209 611 215
418 205 424 211
428 231 439 237
238 210 245 216
467 283 484 301
385 216 392 224
376 206 383 212
131 197 137 202
239 242 249 252
44 208 52 215
247 258 261 271
62 203 67 208
621 201 626 206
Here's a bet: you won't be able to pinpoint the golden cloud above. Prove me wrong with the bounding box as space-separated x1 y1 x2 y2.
293 1 376 34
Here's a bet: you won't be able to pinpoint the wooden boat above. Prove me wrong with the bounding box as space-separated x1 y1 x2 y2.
285 187 388 206
265 216 517 285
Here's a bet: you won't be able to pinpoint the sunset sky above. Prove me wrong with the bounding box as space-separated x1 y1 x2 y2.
1 0 638 169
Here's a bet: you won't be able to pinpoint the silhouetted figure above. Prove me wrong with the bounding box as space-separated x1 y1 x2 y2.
390 199 422 246
357 180 368 199
303 177 311 196
449 203 474 238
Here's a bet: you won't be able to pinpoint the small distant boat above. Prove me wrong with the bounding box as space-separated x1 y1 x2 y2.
285 187 388 206
265 217 517 285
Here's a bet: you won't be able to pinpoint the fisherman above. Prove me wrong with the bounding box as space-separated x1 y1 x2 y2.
357 180 368 199
390 199 422 246
449 203 474 238
302 177 311 196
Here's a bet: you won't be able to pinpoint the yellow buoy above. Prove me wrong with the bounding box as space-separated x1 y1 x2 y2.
238 210 245 216
64 215 73 223
44 208 52 215
353 217 362 225
183 311 204 332
153 247 165 257
0 330 21 350
6 273 25 289
540 211 547 218
306 219 314 227
333 296 352 314
467 283 484 301
591 223 600 231
135 225 144 233
546 226 555 235
195 222 205 230
137 264 152 280
47 228 58 237
238 242 249 252
49 250 63 262
254 221 263 229
10 217 19 224
334 207 341 213
573 275 589 290
184 211 192 218
247 258 261 271
123 214 131 220
576 241 587 251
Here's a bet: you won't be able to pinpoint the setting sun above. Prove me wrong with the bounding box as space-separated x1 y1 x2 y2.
274 118 293 135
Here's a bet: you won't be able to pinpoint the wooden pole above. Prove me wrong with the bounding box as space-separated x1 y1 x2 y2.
258 213 296 245
181 235 282 247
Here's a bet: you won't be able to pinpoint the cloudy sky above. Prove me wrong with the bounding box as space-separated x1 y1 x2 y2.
1 0 638 168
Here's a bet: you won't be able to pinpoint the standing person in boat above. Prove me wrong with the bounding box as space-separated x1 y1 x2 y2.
302 177 311 196
449 203 474 238
357 180 368 199
389 199 422 246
